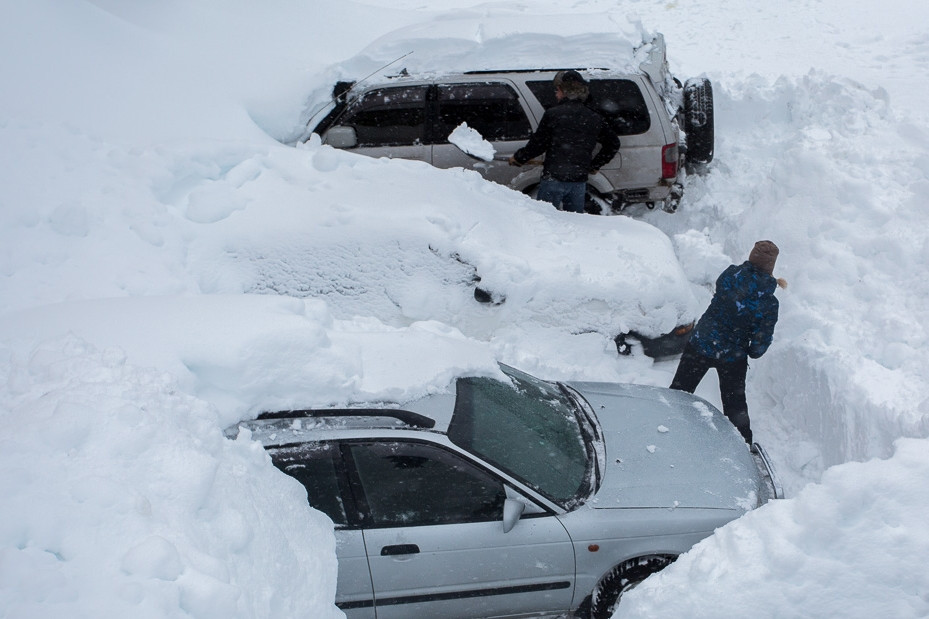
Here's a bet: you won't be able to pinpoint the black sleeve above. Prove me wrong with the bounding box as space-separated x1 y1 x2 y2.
513 111 553 164
590 117 620 170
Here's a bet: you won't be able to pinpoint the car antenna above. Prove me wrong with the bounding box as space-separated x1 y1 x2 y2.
303 51 414 130
352 51 414 93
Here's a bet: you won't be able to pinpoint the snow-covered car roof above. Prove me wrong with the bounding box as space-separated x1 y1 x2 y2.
299 12 673 133
199 143 699 347
350 13 656 75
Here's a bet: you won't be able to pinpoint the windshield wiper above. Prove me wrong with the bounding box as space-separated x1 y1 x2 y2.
558 383 604 495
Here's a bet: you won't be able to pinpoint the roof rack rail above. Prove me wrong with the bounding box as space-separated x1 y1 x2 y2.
462 67 609 75
256 409 436 429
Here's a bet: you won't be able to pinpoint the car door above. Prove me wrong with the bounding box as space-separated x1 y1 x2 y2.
344 440 575 619
270 443 375 619
429 81 536 187
325 84 430 163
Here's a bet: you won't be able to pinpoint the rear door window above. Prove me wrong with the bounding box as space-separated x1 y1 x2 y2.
339 86 428 147
271 442 352 526
526 78 651 135
432 82 532 143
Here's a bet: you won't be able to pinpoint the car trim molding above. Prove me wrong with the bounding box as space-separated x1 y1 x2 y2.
335 580 572 609
335 598 375 610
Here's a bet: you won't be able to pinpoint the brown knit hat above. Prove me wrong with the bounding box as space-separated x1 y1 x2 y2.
748 240 779 275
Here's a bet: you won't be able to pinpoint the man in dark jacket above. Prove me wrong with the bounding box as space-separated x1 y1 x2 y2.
508 70 620 213
670 241 784 444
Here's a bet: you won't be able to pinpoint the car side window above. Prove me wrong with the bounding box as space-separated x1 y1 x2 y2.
348 441 506 528
435 83 532 142
526 78 651 136
588 79 651 135
339 86 427 147
271 443 350 526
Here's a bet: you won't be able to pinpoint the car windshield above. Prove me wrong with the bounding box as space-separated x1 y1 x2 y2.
447 365 590 507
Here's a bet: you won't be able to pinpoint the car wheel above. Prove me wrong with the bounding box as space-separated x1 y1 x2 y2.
587 555 676 619
683 77 714 173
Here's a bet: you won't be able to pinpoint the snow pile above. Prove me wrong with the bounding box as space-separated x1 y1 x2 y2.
185 136 697 345
0 335 341 619
0 123 699 352
646 71 929 474
621 438 929 617
0 295 501 418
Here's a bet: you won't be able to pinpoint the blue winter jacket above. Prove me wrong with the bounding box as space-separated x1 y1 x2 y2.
690 261 779 362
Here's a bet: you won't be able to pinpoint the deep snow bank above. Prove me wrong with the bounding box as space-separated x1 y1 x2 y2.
620 436 929 618
0 335 341 618
646 71 929 480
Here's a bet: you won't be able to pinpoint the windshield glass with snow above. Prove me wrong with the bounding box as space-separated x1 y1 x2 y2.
448 366 589 506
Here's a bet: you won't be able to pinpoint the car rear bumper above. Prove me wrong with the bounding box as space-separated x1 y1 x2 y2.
603 181 682 212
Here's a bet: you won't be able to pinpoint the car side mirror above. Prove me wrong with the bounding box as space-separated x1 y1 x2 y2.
325 126 358 149
502 498 526 533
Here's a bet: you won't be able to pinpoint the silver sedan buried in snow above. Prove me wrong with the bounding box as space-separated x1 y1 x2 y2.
228 364 781 618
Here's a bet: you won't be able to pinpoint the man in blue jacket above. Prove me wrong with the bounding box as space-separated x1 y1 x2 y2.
508 70 620 213
670 241 784 444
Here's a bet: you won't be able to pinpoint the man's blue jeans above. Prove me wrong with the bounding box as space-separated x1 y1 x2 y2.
536 179 587 213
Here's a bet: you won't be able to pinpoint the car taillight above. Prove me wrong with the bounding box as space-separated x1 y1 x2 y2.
662 143 678 180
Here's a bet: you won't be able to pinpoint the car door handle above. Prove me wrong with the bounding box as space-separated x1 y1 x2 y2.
381 544 420 556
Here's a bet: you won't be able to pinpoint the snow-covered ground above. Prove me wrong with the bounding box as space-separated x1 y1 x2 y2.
2 0 928 617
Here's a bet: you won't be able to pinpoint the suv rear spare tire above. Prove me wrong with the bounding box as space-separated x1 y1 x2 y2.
683 77 714 172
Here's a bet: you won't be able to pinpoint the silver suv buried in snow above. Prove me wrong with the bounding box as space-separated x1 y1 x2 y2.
305 34 714 214
228 364 781 618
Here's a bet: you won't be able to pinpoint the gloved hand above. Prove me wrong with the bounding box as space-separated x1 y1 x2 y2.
508 155 521 166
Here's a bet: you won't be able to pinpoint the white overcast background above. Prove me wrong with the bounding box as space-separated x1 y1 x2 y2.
1 0 928 617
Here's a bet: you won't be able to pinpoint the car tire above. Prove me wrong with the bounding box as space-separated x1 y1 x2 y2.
683 77 714 173
587 555 676 619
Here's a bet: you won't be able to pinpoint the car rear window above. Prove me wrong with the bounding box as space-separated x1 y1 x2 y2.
526 78 651 136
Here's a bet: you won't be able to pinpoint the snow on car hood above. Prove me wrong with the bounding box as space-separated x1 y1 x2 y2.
569 382 762 511
195 144 699 342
